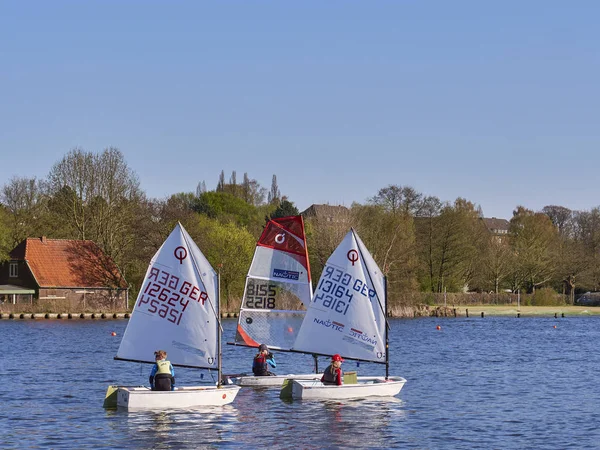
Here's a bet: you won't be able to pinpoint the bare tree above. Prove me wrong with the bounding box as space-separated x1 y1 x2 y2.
45 147 143 277
542 205 574 238
1 176 46 247
196 180 207 197
370 185 423 216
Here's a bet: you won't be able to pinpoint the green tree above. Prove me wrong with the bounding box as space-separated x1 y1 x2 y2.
353 203 418 294
192 215 255 311
415 198 482 292
270 199 299 219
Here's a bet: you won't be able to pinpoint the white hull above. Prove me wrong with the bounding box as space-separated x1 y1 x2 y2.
289 376 406 400
116 385 241 410
229 373 320 387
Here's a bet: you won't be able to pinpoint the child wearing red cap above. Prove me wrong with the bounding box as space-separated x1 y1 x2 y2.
321 354 344 386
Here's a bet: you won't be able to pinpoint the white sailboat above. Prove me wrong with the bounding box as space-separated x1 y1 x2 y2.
227 215 320 387
285 228 407 400
106 222 240 410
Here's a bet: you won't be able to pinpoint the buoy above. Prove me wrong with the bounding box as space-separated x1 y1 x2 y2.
111 332 117 336
436 325 441 330
553 325 557 329
287 326 293 333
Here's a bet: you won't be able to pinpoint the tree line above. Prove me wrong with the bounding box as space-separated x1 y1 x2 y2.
1 147 599 308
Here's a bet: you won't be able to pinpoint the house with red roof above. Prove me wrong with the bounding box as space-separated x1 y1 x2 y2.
0 236 128 310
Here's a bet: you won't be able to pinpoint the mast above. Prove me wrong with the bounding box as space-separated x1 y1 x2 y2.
384 275 389 380
217 269 222 388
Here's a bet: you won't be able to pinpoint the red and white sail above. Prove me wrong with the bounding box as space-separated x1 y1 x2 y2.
233 216 313 351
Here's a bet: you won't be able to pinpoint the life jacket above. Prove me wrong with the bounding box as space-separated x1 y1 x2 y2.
156 359 172 376
252 354 268 376
321 364 341 385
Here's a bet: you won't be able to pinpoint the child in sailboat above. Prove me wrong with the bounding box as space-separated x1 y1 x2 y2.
149 350 175 391
321 354 344 386
252 343 276 376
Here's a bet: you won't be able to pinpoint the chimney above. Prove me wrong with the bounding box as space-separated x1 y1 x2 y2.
41 236 47 244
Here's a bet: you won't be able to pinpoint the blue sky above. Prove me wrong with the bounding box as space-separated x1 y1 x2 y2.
2 1 599 220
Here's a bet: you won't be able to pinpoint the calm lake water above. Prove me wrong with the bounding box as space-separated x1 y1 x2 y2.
2 315 599 449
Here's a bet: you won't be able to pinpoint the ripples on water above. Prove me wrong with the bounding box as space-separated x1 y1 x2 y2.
2 316 600 449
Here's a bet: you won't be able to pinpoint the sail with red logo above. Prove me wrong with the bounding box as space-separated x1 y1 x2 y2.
231 215 313 351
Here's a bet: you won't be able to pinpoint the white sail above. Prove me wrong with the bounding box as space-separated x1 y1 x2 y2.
116 223 219 369
292 229 387 363
233 216 312 351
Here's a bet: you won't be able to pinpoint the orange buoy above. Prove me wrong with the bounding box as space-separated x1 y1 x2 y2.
287 327 293 333
553 325 557 329
111 332 117 336
436 325 441 330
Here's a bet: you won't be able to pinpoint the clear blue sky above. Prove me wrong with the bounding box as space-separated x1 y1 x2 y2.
2 1 599 220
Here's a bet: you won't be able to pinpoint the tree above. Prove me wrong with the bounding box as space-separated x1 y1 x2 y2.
572 208 600 291
509 206 558 293
353 203 418 294
0 204 12 261
369 185 423 216
270 199 299 219
196 181 207 197
192 215 255 310
45 147 143 284
216 170 225 192
415 198 482 292
229 171 237 197
268 174 281 205
542 205 574 238
1 176 46 248
193 191 265 233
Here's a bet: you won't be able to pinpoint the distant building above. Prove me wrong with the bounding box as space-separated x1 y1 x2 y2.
481 217 510 242
301 204 350 223
0 236 128 310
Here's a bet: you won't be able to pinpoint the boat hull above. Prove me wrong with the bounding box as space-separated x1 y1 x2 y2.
116 385 241 410
229 373 320 387
289 376 406 400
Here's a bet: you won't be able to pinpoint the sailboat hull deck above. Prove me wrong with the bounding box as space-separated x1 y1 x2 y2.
289 376 406 400
229 373 320 387
117 385 241 410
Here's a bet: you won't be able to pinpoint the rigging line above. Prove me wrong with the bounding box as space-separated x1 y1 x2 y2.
351 228 390 331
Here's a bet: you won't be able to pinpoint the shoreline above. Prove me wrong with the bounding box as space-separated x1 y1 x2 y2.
450 305 600 317
1 306 599 320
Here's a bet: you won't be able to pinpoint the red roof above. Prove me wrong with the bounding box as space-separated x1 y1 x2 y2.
10 237 128 289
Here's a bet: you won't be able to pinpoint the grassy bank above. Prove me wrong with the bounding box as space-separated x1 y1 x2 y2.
452 305 600 317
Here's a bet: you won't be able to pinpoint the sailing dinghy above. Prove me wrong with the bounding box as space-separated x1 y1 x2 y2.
227 216 320 387
107 222 240 410
285 228 407 400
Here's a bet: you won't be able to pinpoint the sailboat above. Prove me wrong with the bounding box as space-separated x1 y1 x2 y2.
284 228 407 400
227 215 320 387
106 222 240 410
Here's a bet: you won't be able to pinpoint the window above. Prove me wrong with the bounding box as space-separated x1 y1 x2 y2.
9 262 18 278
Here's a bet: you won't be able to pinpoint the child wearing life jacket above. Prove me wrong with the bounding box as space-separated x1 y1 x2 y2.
321 354 344 385
149 350 175 391
252 343 276 376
